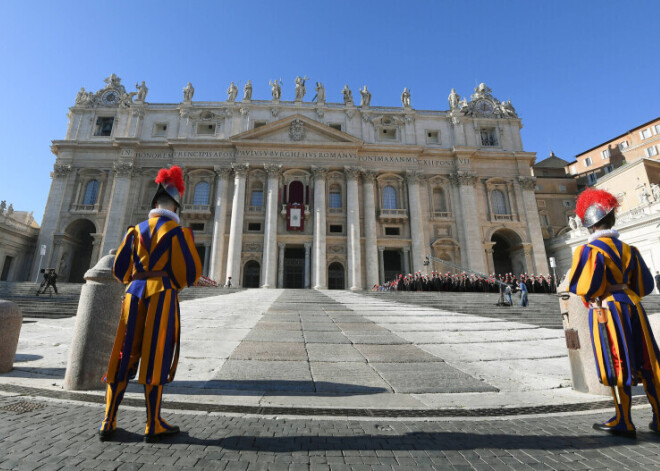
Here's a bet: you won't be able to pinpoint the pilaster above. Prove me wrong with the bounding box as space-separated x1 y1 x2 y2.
98 160 134 259
518 176 549 274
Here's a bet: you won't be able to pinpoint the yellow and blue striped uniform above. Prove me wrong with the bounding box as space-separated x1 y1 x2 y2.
100 215 201 436
569 234 660 432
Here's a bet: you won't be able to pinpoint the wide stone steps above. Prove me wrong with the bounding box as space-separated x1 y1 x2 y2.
0 281 242 319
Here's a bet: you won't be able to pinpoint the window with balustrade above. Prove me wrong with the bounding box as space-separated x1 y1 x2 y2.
383 186 397 209
491 189 508 215
82 180 99 205
193 182 210 205
250 189 264 207
328 184 342 210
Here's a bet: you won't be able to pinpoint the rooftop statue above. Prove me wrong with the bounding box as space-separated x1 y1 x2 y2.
227 82 238 102
294 76 308 101
269 79 282 100
135 81 148 102
448 88 459 111
313 82 325 103
360 85 371 107
401 88 411 108
243 80 252 101
183 82 195 102
342 85 353 105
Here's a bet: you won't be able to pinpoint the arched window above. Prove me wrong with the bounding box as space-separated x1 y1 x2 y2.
82 180 99 205
250 187 264 207
433 188 447 212
383 186 397 209
193 182 210 205
492 189 508 214
329 184 341 209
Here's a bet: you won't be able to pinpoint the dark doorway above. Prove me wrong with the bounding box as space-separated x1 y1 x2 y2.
492 233 513 276
195 245 206 275
288 181 304 204
243 260 260 288
283 247 305 288
1 256 13 281
66 219 96 283
328 262 345 290
383 250 402 282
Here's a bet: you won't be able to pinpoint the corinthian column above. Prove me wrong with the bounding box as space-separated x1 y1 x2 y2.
517 176 549 274
362 170 379 288
345 166 362 291
406 171 425 274
209 166 232 282
450 171 486 273
99 161 134 258
277 242 285 288
311 166 328 289
261 164 282 288
304 242 312 289
225 163 249 286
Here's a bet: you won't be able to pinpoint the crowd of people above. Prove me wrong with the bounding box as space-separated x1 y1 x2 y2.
374 271 558 294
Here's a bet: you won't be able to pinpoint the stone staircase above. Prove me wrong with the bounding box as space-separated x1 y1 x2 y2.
0 281 242 319
363 291 660 330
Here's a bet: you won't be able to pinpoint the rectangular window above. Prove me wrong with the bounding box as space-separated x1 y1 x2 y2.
655 124 660 134
250 190 264 207
329 224 343 233
618 140 628 151
153 123 168 137
645 146 658 157
190 223 205 231
559 184 567 192
570 166 577 175
640 128 652 139
93 117 114 136
247 222 262 231
587 173 597 185
197 123 216 135
379 127 397 140
253 121 267 129
426 131 439 144
563 200 573 208
601 149 610 159
537 200 546 208
329 123 342 131
329 192 341 209
384 226 400 236
480 128 498 147
584 157 593 167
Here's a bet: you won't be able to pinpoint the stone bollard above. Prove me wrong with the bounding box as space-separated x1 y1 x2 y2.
64 250 124 390
557 270 610 395
0 300 22 373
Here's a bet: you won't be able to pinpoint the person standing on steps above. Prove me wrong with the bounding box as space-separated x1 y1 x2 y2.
98 165 201 442
569 188 660 439
518 278 528 307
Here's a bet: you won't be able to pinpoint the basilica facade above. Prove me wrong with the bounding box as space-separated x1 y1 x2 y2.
32 75 548 288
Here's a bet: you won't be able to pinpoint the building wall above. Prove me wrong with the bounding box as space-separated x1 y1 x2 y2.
0 209 39 281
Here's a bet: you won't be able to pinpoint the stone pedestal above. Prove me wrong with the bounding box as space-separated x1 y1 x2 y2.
64 249 125 390
557 271 610 396
0 300 22 373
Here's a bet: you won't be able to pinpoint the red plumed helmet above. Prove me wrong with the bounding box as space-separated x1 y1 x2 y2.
575 188 618 227
152 165 185 208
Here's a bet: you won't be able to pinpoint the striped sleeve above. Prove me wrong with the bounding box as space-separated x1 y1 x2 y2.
169 227 202 289
113 227 136 284
630 246 654 297
569 244 607 302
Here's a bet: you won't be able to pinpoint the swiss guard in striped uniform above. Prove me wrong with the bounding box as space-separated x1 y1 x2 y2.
98 165 202 442
569 188 660 438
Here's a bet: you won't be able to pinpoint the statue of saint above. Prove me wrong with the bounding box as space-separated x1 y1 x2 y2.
183 82 195 102
360 86 371 107
294 76 307 101
243 80 252 101
227 82 238 102
269 79 282 100
0 200 6 214
75 87 87 105
651 183 660 201
401 88 411 108
342 85 353 105
6 204 13 217
135 81 148 102
314 82 325 103
448 88 459 110
500 100 517 117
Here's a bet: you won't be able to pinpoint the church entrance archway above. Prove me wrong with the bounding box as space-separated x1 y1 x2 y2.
328 262 345 290
383 250 402 282
243 260 260 288
65 219 96 283
283 247 304 288
491 229 525 276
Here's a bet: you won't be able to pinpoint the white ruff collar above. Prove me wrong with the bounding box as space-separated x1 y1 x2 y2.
149 208 180 224
588 228 619 243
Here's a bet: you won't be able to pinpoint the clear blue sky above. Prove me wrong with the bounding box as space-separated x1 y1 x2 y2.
1 0 658 224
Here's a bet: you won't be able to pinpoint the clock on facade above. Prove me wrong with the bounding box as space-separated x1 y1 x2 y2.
475 99 494 116
101 90 119 106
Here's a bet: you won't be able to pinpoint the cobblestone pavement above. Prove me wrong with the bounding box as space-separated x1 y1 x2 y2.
1 394 659 470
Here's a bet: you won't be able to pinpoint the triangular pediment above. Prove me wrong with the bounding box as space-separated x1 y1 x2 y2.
231 114 363 145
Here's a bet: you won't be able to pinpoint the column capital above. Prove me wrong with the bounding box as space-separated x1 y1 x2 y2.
378 246 385 252
362 169 377 183
310 165 329 179
278 242 286 250
405 170 423 185
232 163 249 177
521 242 533 255
344 166 362 180
402 246 410 253
518 175 537 191
214 165 232 178
51 163 72 179
304 242 312 250
113 162 134 177
264 164 283 177
449 171 477 187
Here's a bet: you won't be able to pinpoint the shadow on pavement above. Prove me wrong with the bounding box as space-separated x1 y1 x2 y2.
168 380 389 396
2 367 65 378
13 354 43 362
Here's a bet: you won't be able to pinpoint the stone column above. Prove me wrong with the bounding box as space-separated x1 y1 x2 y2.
277 242 285 288
90 233 104 266
311 166 328 289
345 166 362 291
522 243 535 275
304 242 312 289
98 162 134 259
31 163 72 280
450 171 486 273
362 170 379 289
225 163 249 287
406 171 425 274
378 246 386 284
402 246 410 275
203 244 211 276
484 242 496 275
518 176 550 274
209 167 231 283
260 165 282 288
